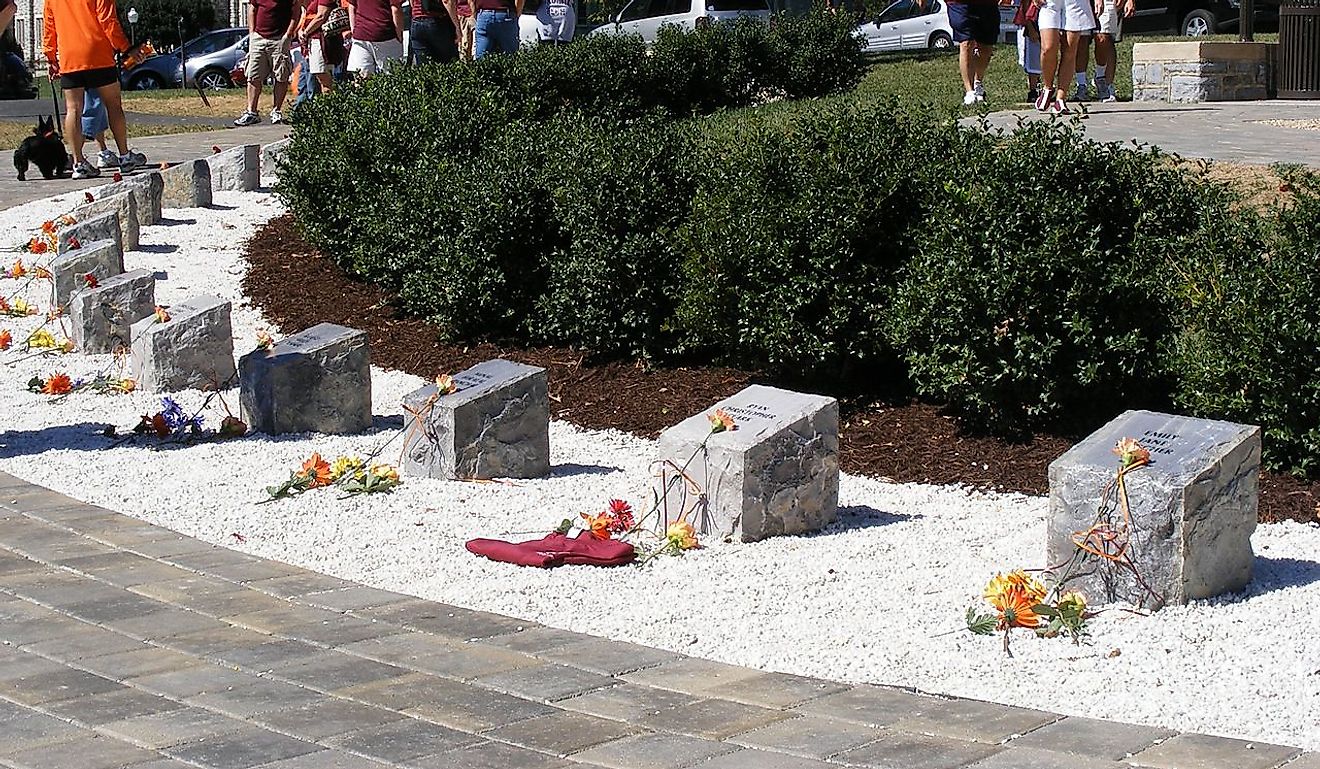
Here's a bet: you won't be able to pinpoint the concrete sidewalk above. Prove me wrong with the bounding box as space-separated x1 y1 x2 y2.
978 100 1320 167
0 124 287 209
0 471 1311 769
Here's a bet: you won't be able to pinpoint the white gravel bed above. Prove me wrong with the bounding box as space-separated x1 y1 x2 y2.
1 188 1318 751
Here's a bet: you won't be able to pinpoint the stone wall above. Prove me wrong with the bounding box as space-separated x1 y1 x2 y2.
1133 41 1275 103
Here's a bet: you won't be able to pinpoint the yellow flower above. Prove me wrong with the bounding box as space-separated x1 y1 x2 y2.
60 338 75 354
27 328 57 349
666 520 699 550
117 378 137 393
435 374 457 395
984 570 1046 605
255 329 274 349
1112 437 1151 469
154 306 170 323
330 455 364 481
1059 591 1087 612
369 463 400 483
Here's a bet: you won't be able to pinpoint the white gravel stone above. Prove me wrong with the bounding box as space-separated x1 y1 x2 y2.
0 188 1317 752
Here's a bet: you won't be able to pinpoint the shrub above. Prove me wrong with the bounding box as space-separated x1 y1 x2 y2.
1170 168 1320 477
884 121 1217 435
672 100 939 382
531 115 697 357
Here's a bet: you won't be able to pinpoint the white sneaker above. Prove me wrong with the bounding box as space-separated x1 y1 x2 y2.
95 149 119 169
270 108 283 125
234 111 260 127
1097 79 1118 102
963 90 978 106
71 160 100 179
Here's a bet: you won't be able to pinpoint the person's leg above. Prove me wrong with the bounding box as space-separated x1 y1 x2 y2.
271 37 292 114
1039 27 1061 97
95 81 131 156
94 132 108 153
474 11 492 59
958 40 975 94
62 86 87 165
1072 33 1089 94
974 43 993 84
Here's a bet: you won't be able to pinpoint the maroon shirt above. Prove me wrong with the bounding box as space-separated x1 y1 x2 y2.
350 0 402 41
252 0 297 39
305 0 335 39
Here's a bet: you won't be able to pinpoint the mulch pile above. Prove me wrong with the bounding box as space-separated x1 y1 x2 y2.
243 214 1318 525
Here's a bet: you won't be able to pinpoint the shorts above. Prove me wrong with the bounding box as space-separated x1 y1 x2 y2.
347 38 404 75
460 15 476 60
1038 0 1098 31
80 89 108 138
1096 0 1122 37
947 1 1000 45
306 37 331 74
60 66 117 90
1017 32 1042 74
245 33 293 84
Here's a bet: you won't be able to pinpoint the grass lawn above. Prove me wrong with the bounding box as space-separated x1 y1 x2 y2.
0 120 215 151
855 33 1276 113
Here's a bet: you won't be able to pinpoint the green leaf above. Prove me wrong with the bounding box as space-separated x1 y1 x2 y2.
966 608 997 636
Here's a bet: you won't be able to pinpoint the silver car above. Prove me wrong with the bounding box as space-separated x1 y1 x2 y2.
122 27 249 90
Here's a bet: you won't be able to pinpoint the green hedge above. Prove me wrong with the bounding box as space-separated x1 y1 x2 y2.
280 19 1320 479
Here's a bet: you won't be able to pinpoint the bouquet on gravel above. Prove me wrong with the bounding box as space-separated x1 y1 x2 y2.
27 371 135 396
966 437 1152 656
266 452 401 501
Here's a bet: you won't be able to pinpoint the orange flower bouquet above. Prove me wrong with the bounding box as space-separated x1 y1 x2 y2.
267 453 401 500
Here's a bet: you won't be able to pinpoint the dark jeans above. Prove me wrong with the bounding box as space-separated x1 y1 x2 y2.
474 10 519 58
411 15 459 64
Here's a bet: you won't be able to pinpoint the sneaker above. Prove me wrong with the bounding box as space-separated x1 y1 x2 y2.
234 111 260 127
95 149 119 169
118 150 146 173
269 108 283 124
1034 87 1051 112
963 90 978 106
1027 86 1040 104
1097 79 1118 103
1071 83 1090 102
71 160 100 179
1048 95 1070 115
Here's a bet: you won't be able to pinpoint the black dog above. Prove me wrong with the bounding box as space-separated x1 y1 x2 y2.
14 116 70 181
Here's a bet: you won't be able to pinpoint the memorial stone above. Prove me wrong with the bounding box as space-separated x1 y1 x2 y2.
656 385 839 543
119 172 165 225
58 212 123 255
69 269 155 354
206 145 260 192
160 159 213 208
401 359 549 480
130 295 237 392
262 138 291 179
238 323 371 435
50 239 124 309
1048 409 1260 610
70 192 139 251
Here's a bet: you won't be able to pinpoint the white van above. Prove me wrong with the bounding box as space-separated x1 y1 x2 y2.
521 0 772 45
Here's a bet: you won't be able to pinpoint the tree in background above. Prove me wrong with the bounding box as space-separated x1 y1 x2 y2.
119 0 219 49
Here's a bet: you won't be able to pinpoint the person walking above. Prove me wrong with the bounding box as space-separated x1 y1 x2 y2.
409 0 460 63
296 0 341 95
1014 0 1042 103
536 0 575 44
234 0 299 126
347 0 405 75
472 0 521 58
946 0 1001 106
41 0 146 179
456 0 475 59
1034 0 1096 114
80 89 117 169
1091 0 1132 102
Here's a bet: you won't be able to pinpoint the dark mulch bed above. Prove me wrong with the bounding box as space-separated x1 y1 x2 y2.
243 214 1318 525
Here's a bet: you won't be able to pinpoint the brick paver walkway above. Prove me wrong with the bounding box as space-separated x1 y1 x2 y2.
980 100 1320 167
0 470 1312 769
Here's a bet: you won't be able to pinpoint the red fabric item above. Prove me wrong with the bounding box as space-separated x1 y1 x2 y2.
466 532 635 568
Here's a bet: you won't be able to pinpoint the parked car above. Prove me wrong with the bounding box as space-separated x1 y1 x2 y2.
855 0 953 51
1125 0 1278 35
570 0 770 45
122 27 249 90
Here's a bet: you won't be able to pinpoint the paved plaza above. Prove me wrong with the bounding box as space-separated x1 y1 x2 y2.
0 471 1312 769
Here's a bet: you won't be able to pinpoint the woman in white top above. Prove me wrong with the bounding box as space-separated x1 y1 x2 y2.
1033 0 1096 114
536 0 576 43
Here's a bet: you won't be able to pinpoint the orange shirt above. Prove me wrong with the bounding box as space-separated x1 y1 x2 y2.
42 0 130 75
